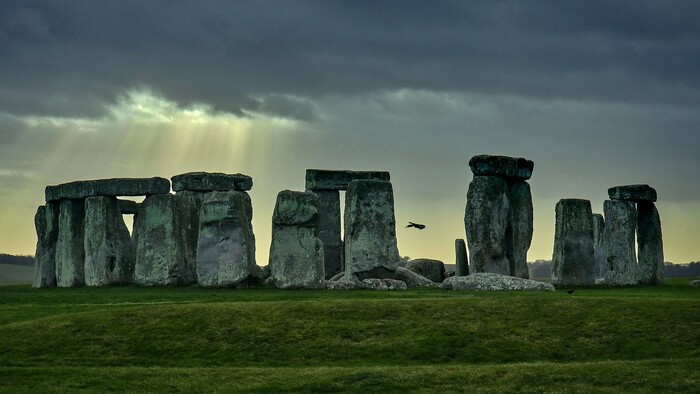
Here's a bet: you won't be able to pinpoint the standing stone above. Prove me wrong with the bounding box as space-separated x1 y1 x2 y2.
551 199 596 286
455 239 469 276
344 180 400 279
313 190 342 279
507 181 533 279
175 191 205 284
196 191 254 287
592 214 606 280
134 194 186 285
637 201 664 284
268 191 325 289
603 200 638 285
55 199 86 287
405 259 445 283
465 176 510 275
241 191 257 270
84 196 135 286
32 203 59 288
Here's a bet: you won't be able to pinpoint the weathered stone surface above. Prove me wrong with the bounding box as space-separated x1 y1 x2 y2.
46 177 170 202
441 273 555 291
32 203 59 288
395 266 437 288
445 269 455 278
344 180 401 277
171 172 253 192
118 199 140 215
465 176 510 275
269 225 325 289
196 191 254 287
361 278 389 291
326 274 362 290
313 190 343 279
637 202 664 284
592 214 606 280
272 190 320 227
603 200 638 285
382 279 407 291
306 169 390 191
608 184 657 203
84 196 135 286
507 181 533 279
134 194 187 285
55 199 85 287
455 239 469 276
552 199 596 286
241 192 256 270
405 259 445 283
175 191 205 284
468 155 534 180
690 280 700 286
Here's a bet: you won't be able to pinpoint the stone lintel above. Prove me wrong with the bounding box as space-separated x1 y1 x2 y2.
171 172 252 192
468 154 534 180
46 177 170 202
608 184 657 202
305 169 390 191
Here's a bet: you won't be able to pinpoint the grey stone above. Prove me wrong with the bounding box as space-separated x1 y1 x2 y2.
46 177 170 202
134 194 187 285
608 184 657 203
690 280 700 286
344 180 401 277
241 192 256 270
272 190 320 227
603 200 638 285
465 176 510 275
84 196 135 286
637 202 664 285
328 271 345 282
592 214 606 280
395 266 437 288
507 181 533 279
552 199 596 286
326 274 362 290
455 239 469 276
441 272 555 291
175 191 206 284
196 191 255 288
362 278 389 291
32 203 59 288
382 279 408 291
55 199 86 287
118 199 140 215
468 155 534 180
313 190 343 279
305 169 390 191
445 269 456 278
405 259 445 283
171 171 253 192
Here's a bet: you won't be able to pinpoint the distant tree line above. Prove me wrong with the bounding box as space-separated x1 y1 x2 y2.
527 260 700 278
0 254 35 266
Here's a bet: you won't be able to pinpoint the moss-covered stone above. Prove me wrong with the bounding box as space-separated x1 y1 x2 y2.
603 200 638 285
552 199 595 286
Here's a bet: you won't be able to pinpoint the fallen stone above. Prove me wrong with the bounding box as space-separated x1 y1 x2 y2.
395 266 437 288
592 213 606 280
175 191 206 284
552 199 596 286
608 184 657 203
440 272 555 291
305 169 390 191
32 203 59 288
405 259 445 283
690 280 700 286
46 177 170 202
383 279 408 291
313 190 343 279
507 181 533 279
465 176 510 275
84 196 135 286
468 155 534 180
118 199 140 215
55 199 86 287
328 271 345 282
455 239 469 276
603 200 638 285
637 202 664 285
272 190 320 227
171 172 253 192
361 278 389 291
326 274 362 290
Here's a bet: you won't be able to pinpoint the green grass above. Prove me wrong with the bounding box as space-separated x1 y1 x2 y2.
1 279 698 392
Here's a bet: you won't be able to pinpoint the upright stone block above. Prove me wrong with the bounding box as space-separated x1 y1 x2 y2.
305 169 390 190
32 203 59 288
269 191 325 289
552 199 596 286
455 239 469 276
175 191 206 284
84 196 135 286
465 176 510 275
592 213 606 280
55 199 86 287
637 202 664 284
603 200 638 285
507 181 533 279
134 194 186 285
313 190 342 279
196 191 254 287
344 180 400 278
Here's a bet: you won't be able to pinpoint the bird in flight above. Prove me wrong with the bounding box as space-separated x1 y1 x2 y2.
406 222 426 230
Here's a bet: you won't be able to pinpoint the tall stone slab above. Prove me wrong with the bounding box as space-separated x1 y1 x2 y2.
465 176 510 275
134 194 186 285
552 199 596 286
55 199 86 287
268 191 325 289
241 191 257 270
507 181 533 279
32 203 59 288
455 239 469 276
603 200 638 285
175 191 205 284
313 190 342 279
344 180 400 279
637 202 664 284
84 196 135 286
196 191 254 287
592 214 606 280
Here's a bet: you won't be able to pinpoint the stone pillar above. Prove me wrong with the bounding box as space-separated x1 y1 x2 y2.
344 180 400 279
84 196 135 286
552 199 596 286
507 181 533 278
313 190 342 279
175 190 205 284
196 191 254 287
55 199 86 287
637 201 664 284
32 203 59 288
454 239 469 276
592 213 606 280
268 191 325 289
465 176 510 275
603 200 638 285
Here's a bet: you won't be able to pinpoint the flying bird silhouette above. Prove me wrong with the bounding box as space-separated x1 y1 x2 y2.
406 222 426 230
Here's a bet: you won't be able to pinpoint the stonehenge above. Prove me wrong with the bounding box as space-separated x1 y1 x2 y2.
32 203 59 288
455 239 469 276
551 199 596 286
592 214 606 280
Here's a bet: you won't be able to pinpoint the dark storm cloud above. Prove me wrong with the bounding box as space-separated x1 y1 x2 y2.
1 0 699 119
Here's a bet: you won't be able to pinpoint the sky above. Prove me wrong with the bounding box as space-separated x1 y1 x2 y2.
1 1 699 265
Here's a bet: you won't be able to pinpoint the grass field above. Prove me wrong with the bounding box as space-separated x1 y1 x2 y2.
0 263 33 285
1 278 698 393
